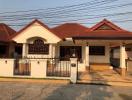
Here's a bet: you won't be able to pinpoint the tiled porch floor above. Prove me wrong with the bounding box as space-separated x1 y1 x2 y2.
78 70 132 82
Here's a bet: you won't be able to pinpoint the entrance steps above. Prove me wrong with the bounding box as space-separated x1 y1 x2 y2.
90 63 113 71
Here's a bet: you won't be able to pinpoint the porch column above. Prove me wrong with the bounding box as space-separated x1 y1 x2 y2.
50 44 56 58
52 44 56 58
120 44 126 77
22 43 27 58
85 45 89 69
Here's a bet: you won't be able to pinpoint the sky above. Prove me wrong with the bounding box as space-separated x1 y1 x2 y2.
0 0 132 31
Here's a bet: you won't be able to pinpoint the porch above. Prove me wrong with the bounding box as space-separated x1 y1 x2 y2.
77 68 132 84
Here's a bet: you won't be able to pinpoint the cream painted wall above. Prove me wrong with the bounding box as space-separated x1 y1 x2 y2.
13 22 61 43
89 45 110 63
57 41 112 71
12 22 61 58
113 49 128 59
0 59 47 78
0 59 14 77
30 59 47 78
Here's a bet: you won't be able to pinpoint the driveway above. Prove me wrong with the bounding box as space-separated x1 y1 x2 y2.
0 82 132 100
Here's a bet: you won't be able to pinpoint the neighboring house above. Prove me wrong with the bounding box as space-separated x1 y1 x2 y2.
0 19 132 78
0 23 16 58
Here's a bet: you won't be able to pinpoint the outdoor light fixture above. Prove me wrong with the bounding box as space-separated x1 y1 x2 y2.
37 61 40 64
5 60 7 64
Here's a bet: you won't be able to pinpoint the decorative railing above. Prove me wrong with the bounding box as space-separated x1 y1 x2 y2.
47 58 71 77
14 59 31 76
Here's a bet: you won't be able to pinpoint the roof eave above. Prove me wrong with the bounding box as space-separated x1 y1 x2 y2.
72 36 132 40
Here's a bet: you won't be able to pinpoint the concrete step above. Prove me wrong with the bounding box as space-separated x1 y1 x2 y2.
90 64 113 71
77 80 132 86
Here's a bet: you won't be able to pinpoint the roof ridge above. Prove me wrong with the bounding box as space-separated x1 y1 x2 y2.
52 22 89 29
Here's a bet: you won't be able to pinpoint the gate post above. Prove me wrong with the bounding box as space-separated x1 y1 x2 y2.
70 58 78 83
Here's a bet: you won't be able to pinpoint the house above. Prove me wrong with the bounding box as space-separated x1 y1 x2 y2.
0 19 132 79
0 23 16 58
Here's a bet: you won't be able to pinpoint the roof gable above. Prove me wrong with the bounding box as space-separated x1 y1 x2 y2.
11 19 61 40
11 19 61 43
91 19 125 31
95 23 115 30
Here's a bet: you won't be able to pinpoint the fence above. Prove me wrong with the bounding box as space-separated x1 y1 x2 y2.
0 58 74 79
14 59 31 76
47 58 71 77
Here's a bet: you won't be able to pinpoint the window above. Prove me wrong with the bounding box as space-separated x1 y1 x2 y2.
0 45 7 55
60 46 82 60
28 39 49 54
89 46 105 55
126 48 132 51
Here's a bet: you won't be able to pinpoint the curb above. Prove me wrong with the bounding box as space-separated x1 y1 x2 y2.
77 80 132 86
0 78 70 84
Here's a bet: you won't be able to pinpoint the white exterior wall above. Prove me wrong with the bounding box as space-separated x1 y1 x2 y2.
0 59 47 78
12 22 61 59
13 22 61 44
113 49 128 59
0 59 14 77
30 59 47 78
89 45 110 63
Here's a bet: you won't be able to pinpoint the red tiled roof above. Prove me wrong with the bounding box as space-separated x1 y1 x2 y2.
0 23 16 42
10 19 61 40
74 30 132 39
52 23 90 39
2 19 132 41
72 19 132 40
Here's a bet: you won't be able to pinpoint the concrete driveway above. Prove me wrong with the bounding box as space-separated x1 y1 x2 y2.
0 82 132 100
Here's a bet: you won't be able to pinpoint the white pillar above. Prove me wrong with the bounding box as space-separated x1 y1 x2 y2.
22 43 27 58
49 44 56 58
70 58 78 83
120 44 126 77
52 44 56 58
85 45 89 67
49 44 52 58
120 44 126 68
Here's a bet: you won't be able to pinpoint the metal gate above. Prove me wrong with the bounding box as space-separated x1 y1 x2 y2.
14 59 31 76
47 58 71 77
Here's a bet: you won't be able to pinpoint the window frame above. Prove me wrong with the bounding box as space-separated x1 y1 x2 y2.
28 39 49 54
89 46 105 56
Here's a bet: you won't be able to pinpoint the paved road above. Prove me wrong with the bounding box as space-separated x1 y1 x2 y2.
0 82 132 100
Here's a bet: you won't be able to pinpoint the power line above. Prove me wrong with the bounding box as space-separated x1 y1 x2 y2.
1 11 132 22
0 0 115 15
0 1 131 22
0 0 116 18
6 19 132 27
